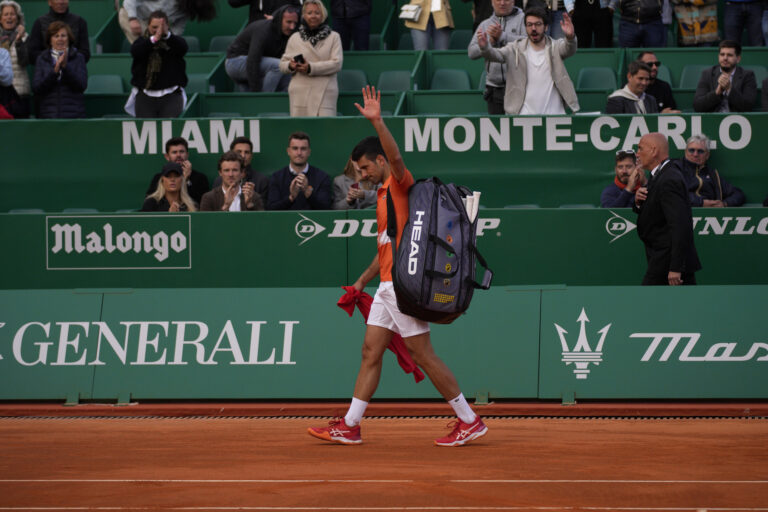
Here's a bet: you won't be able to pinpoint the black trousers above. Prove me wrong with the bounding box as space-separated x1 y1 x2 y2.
135 88 183 118
572 0 613 48
483 85 505 115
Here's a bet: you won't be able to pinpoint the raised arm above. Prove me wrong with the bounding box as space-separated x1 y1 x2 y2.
354 85 406 182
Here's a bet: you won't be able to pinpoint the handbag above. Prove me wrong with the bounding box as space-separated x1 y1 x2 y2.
399 3 422 21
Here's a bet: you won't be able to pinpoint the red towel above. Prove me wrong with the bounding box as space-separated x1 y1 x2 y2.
337 286 425 383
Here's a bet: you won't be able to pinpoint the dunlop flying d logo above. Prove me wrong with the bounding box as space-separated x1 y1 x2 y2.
605 210 637 243
295 214 326 246
554 308 612 380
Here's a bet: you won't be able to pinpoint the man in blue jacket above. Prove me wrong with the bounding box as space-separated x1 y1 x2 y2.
267 131 333 210
601 149 646 208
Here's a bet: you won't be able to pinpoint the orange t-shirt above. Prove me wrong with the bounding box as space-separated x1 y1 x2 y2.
376 168 414 282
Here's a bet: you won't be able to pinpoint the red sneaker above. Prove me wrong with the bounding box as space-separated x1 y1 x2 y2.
308 417 362 445
434 416 488 446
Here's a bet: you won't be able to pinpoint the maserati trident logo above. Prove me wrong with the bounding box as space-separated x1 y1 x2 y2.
295 214 326 246
554 308 612 380
606 210 636 243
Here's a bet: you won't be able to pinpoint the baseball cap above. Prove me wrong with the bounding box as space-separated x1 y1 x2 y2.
161 162 183 176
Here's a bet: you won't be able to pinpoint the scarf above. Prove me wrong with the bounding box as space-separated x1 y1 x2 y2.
614 175 640 192
608 85 647 114
145 38 170 89
298 22 331 46
0 28 17 50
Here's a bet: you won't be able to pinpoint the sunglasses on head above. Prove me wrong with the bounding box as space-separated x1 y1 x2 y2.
687 148 707 155
616 149 636 156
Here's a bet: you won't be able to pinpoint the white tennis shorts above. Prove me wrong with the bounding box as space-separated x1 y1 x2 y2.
367 281 430 338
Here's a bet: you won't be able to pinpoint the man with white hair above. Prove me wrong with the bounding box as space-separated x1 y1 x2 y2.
674 134 745 208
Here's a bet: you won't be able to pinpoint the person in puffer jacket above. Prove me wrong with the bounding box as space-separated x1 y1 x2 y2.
32 20 87 118
608 0 664 47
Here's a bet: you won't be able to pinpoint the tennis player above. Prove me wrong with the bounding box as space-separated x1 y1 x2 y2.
308 86 488 447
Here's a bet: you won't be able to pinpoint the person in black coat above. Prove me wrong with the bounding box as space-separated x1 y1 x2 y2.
224 4 299 92
129 9 187 118
637 51 680 113
32 20 87 118
28 0 89 63
693 40 757 113
633 132 702 286
330 0 372 51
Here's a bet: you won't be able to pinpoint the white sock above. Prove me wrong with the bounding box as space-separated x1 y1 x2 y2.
448 393 477 424
344 397 368 427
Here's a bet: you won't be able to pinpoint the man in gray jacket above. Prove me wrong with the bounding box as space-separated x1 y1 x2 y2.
476 7 579 115
468 0 525 114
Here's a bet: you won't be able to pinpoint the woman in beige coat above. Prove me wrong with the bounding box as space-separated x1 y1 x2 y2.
404 0 454 50
279 0 342 117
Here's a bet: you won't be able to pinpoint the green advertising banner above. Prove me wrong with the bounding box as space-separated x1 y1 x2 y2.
1 114 766 211
1 208 767 290
0 287 540 401
539 286 768 400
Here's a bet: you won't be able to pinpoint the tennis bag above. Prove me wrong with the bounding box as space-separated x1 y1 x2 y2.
387 177 493 324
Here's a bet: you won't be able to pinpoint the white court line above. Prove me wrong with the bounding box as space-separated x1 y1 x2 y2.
1 479 767 484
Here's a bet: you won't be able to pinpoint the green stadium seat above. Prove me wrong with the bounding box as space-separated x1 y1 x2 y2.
376 70 411 92
449 29 473 49
430 68 471 90
9 208 45 214
398 32 413 50
183 35 201 52
478 69 486 90
186 73 210 94
85 74 124 94
208 35 235 53
121 38 131 53
679 64 709 88
338 69 369 92
368 34 381 50
576 67 617 91
744 65 768 87
656 64 672 84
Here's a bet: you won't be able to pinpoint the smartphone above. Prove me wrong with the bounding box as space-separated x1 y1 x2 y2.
294 54 305 64
351 183 360 190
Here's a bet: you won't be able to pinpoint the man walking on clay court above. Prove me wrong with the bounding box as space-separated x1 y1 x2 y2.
307 86 488 446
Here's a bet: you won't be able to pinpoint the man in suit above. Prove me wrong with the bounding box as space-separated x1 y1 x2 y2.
267 131 332 210
693 40 758 113
199 151 263 211
633 132 701 286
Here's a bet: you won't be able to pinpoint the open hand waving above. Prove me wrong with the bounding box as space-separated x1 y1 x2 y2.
354 85 381 121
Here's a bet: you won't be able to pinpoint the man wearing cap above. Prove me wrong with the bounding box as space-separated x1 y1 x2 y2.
600 149 646 208
146 136 210 205
200 151 264 211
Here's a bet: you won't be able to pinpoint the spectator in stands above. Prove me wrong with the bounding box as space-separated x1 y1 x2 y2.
673 133 746 208
212 136 270 205
147 136 210 205
723 0 764 46
637 51 679 113
228 0 301 24
468 0 525 115
333 157 378 210
279 0 342 117
32 21 87 119
200 151 264 211
0 47 9 85
475 7 579 115
601 149 646 208
267 131 332 210
330 0 371 51
405 0 454 50
126 10 188 119
672 0 718 47
28 0 89 64
606 61 658 114
119 0 188 45
462 0 493 31
0 0 30 117
569 0 612 48
693 40 757 113
142 162 198 211
225 4 299 92
609 0 664 47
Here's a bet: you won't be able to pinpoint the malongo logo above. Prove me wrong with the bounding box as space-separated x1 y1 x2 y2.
46 215 191 270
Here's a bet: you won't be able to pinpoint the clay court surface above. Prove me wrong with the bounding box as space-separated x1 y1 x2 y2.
1 408 767 512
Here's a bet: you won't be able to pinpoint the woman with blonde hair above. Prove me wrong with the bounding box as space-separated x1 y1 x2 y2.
333 157 377 210
141 162 198 211
279 0 342 116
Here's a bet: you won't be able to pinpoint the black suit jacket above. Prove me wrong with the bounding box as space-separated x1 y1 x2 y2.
633 160 701 279
693 65 757 113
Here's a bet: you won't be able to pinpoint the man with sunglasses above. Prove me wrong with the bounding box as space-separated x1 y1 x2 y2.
673 134 745 208
637 51 679 113
600 149 647 207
